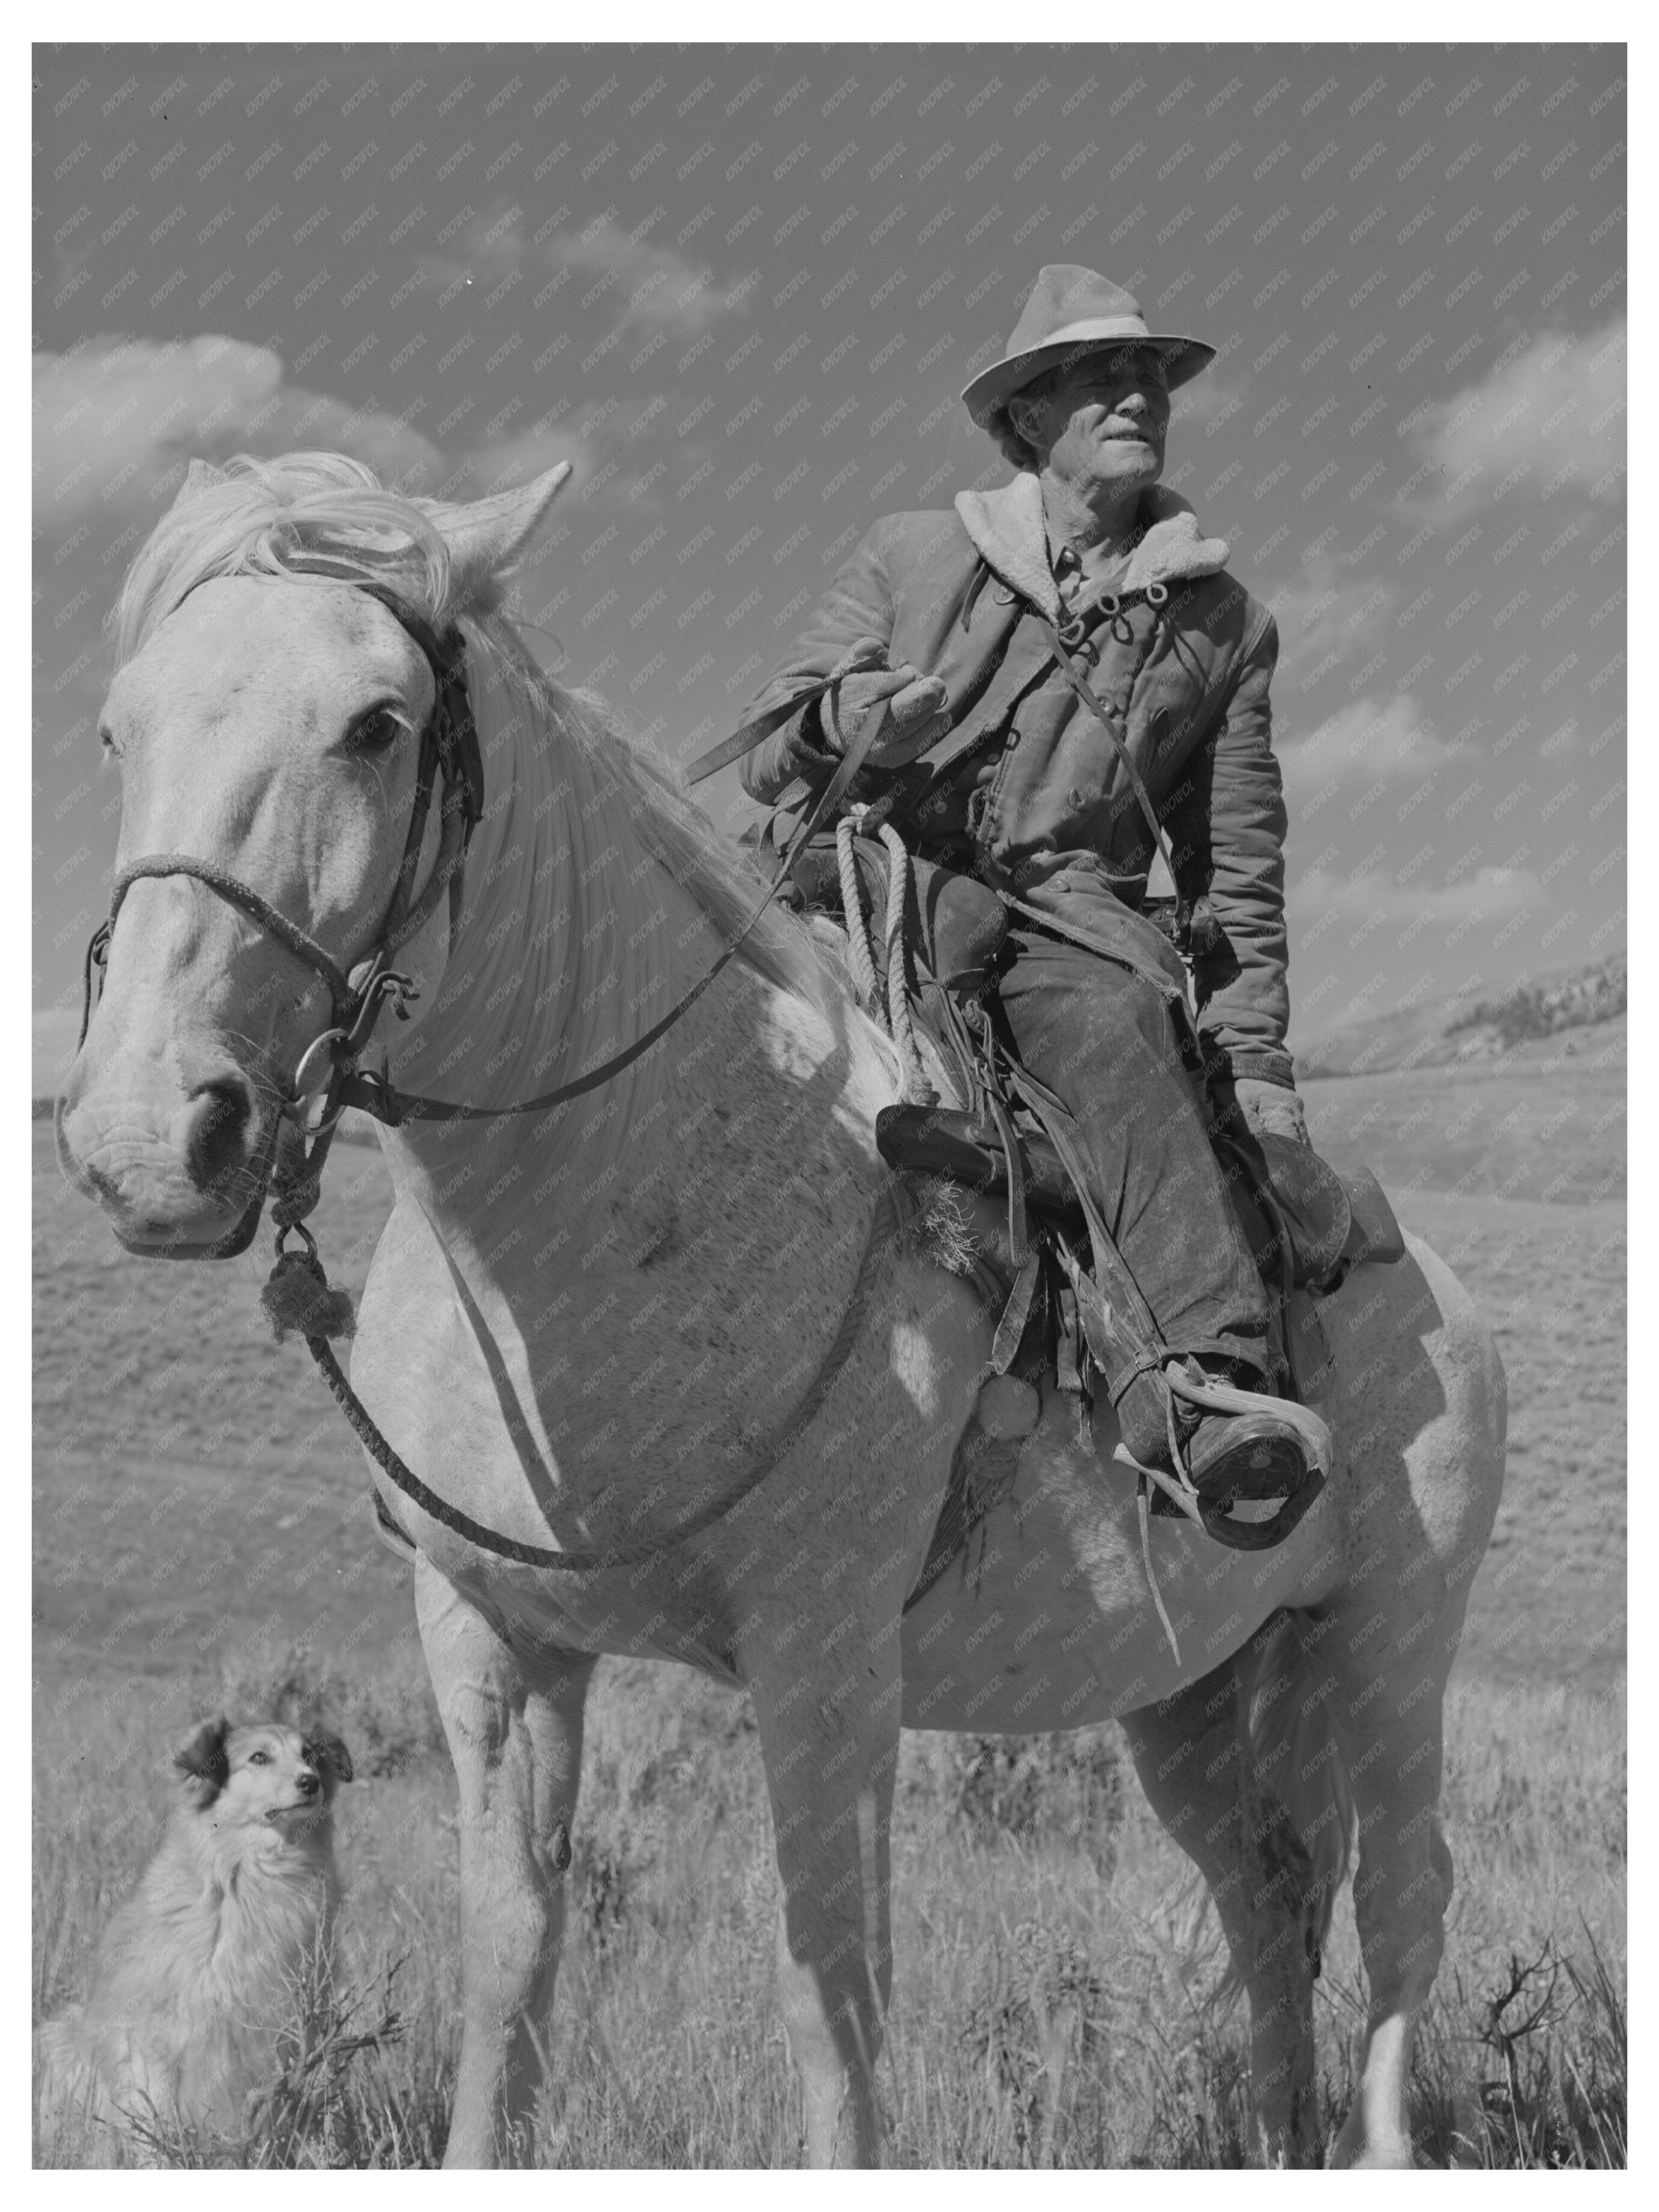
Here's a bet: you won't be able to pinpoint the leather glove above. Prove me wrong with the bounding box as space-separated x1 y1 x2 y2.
818 636 952 768
1234 1077 1309 1146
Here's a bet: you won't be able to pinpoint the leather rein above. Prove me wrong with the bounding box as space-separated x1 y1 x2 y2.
80 584 485 1206
77 584 906 1569
84 602 900 1153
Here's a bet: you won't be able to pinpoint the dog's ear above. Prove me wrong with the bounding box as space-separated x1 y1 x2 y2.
308 1734 354 1786
174 1716 231 1805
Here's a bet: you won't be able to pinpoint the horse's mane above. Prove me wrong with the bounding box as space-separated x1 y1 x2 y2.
114 451 829 1015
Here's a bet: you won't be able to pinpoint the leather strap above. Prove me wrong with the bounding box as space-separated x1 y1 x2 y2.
108 854 359 1016
86 583 483 1073
685 636 917 788
352 583 485 836
1034 601 1180 890
337 673 900 1126
303 1177 908 1570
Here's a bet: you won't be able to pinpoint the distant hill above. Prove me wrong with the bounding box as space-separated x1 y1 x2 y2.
1446 954 1626 1047
1295 952 1627 1079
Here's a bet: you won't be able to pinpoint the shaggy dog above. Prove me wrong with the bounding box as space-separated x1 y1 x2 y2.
37 1717 353 2156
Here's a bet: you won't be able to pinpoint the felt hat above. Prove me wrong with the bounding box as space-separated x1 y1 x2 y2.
960 266 1215 425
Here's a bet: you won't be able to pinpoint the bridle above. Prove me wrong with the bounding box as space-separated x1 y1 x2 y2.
73 572 913 1571
76 579 894 1256
70 567 1251 1586
82 584 481 1088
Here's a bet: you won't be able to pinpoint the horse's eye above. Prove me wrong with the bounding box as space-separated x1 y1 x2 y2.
348 705 405 755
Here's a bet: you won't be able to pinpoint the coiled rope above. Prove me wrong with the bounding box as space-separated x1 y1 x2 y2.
835 808 936 1106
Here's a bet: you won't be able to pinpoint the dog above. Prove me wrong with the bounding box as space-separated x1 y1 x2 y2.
36 1717 353 2156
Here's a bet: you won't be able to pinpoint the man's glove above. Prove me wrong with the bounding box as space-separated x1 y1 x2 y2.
818 637 952 768
1234 1077 1309 1147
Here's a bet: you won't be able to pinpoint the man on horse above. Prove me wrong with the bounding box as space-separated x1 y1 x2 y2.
737 266 1317 1531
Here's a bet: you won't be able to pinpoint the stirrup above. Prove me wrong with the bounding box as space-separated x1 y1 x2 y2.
1163 1360 1332 1477
1114 1359 1332 1557
1113 1434 1326 1555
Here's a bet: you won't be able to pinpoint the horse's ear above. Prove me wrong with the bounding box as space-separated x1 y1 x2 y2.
424 463 574 602
171 457 230 510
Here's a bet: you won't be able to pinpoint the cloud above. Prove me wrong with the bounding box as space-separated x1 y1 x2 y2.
435 422 590 507
33 336 445 531
29 333 599 762
1168 371 1247 437
1268 556 1400 694
1283 694 1451 800
547 216 736 336
416 205 739 352
1290 858 1546 1043
1283 690 1486 862
413 200 531 291
1297 861 1538 933
1401 316 1626 521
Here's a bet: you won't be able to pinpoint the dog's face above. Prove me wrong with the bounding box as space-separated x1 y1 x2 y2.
173 1717 353 1833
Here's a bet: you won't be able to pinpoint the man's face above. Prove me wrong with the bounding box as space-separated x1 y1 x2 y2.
1017 346 1172 495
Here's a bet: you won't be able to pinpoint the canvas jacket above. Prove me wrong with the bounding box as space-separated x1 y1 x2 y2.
739 473 1293 1085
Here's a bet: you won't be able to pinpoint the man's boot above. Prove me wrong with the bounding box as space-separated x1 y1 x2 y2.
878 1108 1323 1545
1178 1363 1310 1503
1118 1356 1311 1510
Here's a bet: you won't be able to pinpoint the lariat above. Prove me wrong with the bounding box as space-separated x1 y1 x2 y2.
835 810 937 1107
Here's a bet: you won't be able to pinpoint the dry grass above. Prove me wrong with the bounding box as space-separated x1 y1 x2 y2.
32 1020 1625 2164
34 1652 1625 2168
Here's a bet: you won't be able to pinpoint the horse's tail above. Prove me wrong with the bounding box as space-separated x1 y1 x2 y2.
1241 1610 1354 1973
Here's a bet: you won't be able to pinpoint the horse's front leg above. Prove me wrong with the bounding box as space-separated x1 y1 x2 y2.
742 1594 905 2168
415 1552 594 2168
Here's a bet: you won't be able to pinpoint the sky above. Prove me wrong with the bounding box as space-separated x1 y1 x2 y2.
33 41 1626 1051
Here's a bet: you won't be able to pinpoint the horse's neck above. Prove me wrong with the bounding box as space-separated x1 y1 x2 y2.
372 673 896 1268
381 665 641 1125
359 743 903 1519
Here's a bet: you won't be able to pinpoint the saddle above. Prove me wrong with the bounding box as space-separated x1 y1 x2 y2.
881 1099 1407 1617
783 821 1408 1595
784 826 1407 1330
878 1106 1403 1302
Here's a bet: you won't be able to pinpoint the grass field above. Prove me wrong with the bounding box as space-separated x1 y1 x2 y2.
32 1015 1626 2164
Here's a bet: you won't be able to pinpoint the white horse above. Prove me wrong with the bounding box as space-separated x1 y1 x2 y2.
57 453 1506 2168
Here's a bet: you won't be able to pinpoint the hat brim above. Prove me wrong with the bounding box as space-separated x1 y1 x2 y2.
962 331 1216 425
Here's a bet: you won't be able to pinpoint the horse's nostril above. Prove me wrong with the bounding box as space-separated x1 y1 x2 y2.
83 1160 122 1207
184 1076 254 1192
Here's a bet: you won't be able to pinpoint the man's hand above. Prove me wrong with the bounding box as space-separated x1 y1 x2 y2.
820 638 952 767
1234 1077 1309 1146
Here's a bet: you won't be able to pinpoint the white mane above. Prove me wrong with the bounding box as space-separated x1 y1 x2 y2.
115 451 861 1170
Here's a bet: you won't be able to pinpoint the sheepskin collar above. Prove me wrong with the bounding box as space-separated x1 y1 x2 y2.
953 472 1231 618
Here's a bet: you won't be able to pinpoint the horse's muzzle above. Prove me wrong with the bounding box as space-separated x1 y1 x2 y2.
54 1056 276 1260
